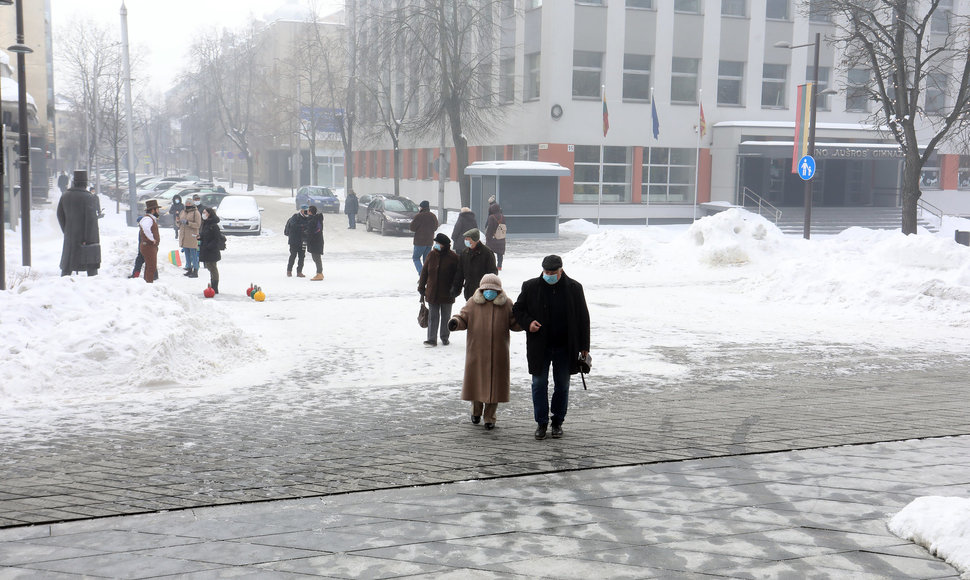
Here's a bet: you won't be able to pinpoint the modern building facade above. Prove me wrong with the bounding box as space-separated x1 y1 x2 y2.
351 0 970 222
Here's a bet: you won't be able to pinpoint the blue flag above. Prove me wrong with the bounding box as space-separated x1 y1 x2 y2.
651 100 660 140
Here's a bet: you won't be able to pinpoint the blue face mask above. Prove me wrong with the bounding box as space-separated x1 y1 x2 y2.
433 243 441 251
464 240 472 248
542 273 559 285
482 289 498 301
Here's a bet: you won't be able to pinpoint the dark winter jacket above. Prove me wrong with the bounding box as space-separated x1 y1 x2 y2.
410 209 439 246
199 214 223 263
57 173 69 193
305 213 324 254
451 211 478 251
169 197 185 223
344 193 359 216
418 246 460 304
451 242 497 300
484 203 506 255
512 271 591 376
57 185 101 272
284 212 308 246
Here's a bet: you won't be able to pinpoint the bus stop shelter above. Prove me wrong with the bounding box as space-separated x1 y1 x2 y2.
464 160 570 238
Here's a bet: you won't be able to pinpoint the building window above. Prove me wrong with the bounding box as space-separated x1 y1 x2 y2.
525 53 541 101
925 71 948 115
502 0 515 17
642 147 696 204
626 0 652 7
807 66 831 110
499 57 514 104
515 144 539 161
360 151 368 177
623 54 651 101
809 0 830 23
480 145 505 161
576 0 604 5
384 150 391 178
959 156 970 190
525 0 542 9
921 153 940 189
717 60 744 105
674 0 701 13
426 148 437 179
761 63 787 108
766 0 787 19
846 68 870 112
721 0 745 17
573 145 631 203
671 57 699 104
410 149 418 179
931 0 952 35
572 51 603 98
370 151 377 178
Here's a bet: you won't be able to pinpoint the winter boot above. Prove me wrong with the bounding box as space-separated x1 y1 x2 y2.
311 273 324 281
129 270 140 279
296 272 306 278
287 270 292 277
212 280 219 294
188 268 199 278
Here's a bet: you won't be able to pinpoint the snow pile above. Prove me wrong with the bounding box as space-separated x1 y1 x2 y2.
566 228 652 268
890 496 970 576
683 208 785 266
560 219 600 234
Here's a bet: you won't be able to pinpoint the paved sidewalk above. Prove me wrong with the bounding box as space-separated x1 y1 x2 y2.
1 436 966 578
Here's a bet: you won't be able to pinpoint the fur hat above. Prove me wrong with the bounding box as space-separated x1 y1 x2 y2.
463 228 480 242
542 254 563 271
478 273 502 292
488 195 496 204
184 197 195 206
434 232 451 247
460 206 471 213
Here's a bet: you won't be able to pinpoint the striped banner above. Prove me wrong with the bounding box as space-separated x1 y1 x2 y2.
792 83 814 173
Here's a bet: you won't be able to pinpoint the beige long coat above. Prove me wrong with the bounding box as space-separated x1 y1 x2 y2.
451 290 522 403
177 206 203 250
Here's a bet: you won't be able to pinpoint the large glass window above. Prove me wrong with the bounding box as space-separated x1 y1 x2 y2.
626 0 653 7
959 156 970 190
671 57 699 104
675 0 701 13
623 54 651 101
717 61 744 105
806 66 831 110
515 144 539 161
525 53 541 101
846 68 870 112
921 153 940 189
932 0 952 35
642 147 696 204
925 71 948 115
722 0 745 17
572 51 603 98
809 0 831 22
761 63 787 108
766 0 787 19
480 145 505 161
499 57 514 104
573 145 631 203
410 149 418 179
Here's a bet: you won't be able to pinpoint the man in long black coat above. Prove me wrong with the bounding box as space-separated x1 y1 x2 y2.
57 171 101 276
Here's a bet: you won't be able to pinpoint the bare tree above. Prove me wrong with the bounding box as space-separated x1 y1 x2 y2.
817 0 970 234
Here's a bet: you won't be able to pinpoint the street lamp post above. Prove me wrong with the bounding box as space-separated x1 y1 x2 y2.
0 0 11 290
9 0 32 265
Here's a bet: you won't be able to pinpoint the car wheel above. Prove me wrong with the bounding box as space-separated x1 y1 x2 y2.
366 217 373 232
380 218 389 236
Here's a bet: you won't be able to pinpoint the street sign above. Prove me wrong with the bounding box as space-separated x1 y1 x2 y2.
797 155 816 181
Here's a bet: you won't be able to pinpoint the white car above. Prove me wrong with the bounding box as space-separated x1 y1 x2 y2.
218 195 263 236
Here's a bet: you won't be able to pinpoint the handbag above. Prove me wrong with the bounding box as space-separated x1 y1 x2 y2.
79 242 101 265
578 352 592 390
418 298 429 328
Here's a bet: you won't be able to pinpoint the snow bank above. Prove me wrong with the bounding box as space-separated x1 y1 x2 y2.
682 208 785 266
890 496 970 576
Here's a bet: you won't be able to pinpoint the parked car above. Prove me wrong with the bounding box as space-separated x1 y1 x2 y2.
356 193 386 223
364 195 419 236
218 195 262 235
295 186 340 213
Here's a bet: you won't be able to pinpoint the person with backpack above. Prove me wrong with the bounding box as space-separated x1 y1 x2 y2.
485 200 507 271
199 206 225 294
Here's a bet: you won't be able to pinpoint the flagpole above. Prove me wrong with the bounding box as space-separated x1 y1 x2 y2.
646 87 653 227
693 89 702 223
598 84 605 228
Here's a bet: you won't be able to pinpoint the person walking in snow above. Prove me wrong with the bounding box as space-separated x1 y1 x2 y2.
178 197 202 278
344 190 359 229
57 170 101 277
418 233 460 347
448 273 522 430
198 206 223 294
410 200 439 274
57 171 69 194
168 194 185 239
450 228 497 300
512 254 590 441
451 207 477 253
484 200 507 271
305 205 325 281
285 204 309 277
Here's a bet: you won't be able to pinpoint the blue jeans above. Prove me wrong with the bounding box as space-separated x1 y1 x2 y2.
347 213 356 229
412 245 431 274
184 247 200 270
531 346 572 425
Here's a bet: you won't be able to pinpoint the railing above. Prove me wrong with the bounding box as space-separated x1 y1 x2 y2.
740 187 783 223
917 198 945 229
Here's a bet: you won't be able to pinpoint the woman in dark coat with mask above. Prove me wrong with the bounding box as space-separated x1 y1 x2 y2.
305 205 325 280
169 194 184 239
198 206 223 293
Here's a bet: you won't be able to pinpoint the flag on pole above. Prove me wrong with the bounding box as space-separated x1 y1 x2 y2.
602 87 609 137
699 103 707 138
651 100 660 140
792 83 814 173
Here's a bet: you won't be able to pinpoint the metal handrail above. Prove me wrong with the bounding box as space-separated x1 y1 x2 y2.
740 187 783 223
917 197 945 228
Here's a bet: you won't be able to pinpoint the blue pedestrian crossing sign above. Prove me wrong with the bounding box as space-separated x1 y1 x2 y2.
797 155 816 181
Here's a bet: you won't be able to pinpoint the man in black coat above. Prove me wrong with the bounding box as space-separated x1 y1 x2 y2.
57 171 101 277
450 228 497 300
284 204 309 277
344 190 359 229
512 254 590 441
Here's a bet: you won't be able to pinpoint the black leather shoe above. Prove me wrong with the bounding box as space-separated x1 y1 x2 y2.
551 424 563 439
535 424 548 440
484 423 495 430
471 415 481 424
423 340 436 346
441 338 449 346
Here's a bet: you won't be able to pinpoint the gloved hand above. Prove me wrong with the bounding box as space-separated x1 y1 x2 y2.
447 318 458 332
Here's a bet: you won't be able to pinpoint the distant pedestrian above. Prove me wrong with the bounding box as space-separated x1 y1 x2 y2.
344 190 359 229
410 200 439 274
484 201 506 271
198 206 223 294
451 207 477 252
418 233 460 347
88 187 104 219
178 197 202 278
285 204 309 277
305 205 325 281
450 228 497 300
168 194 184 239
448 273 522 430
512 255 591 440
139 199 162 283
56 170 101 277
57 171 69 194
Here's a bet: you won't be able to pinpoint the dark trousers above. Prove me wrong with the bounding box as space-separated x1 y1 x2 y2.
496 252 504 269
204 261 219 286
287 243 305 273
347 213 356 229
531 346 572 425
426 302 453 344
310 252 323 274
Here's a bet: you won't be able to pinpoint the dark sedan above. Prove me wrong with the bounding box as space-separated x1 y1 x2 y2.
365 196 419 236
356 193 386 223
295 186 340 213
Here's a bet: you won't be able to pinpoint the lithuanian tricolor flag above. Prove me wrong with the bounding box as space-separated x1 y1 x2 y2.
792 83 814 173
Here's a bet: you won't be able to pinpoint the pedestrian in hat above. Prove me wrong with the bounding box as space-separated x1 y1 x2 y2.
198 205 223 294
451 206 477 252
56 170 101 277
139 199 162 283
448 273 522 430
178 197 202 278
284 204 310 277
409 199 439 274
418 233 460 346
344 189 359 229
512 255 591 440
305 205 325 281
450 228 497 300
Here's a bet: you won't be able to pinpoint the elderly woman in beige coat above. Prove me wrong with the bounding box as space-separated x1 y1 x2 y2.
448 273 522 430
